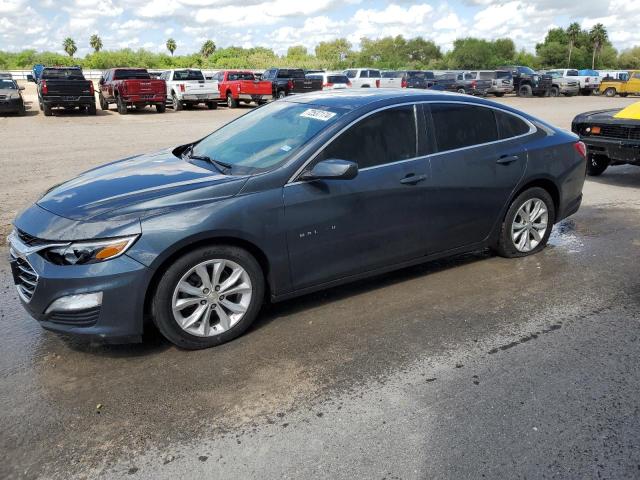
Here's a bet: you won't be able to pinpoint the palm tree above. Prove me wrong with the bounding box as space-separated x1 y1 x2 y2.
589 23 608 69
89 34 103 53
63 37 77 57
166 38 177 56
200 40 216 58
566 22 581 68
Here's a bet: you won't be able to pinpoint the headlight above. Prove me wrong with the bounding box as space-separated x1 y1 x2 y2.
533 75 539 82
43 235 138 265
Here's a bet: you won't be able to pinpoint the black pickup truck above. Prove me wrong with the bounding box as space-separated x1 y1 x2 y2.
261 68 323 99
36 67 96 116
498 66 552 97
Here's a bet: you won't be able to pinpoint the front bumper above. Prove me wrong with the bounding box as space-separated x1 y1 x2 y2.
0 97 23 112
581 136 640 164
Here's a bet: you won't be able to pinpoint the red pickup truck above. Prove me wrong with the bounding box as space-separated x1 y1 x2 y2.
212 70 272 108
98 68 166 114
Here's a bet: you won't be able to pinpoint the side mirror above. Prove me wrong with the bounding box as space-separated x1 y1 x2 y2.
99 78 105 86
299 159 358 181
27 74 34 82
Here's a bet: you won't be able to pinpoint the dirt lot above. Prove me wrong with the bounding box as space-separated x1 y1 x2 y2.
1 85 639 479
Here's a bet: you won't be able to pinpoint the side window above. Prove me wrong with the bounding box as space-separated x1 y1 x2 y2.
360 70 368 78
495 110 530 139
430 103 499 151
633 73 640 80
316 106 417 169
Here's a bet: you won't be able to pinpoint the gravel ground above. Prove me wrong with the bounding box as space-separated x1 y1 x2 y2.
1 85 639 479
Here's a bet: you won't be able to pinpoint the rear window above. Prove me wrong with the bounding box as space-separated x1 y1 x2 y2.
407 71 435 80
277 69 304 79
173 70 204 81
382 71 398 78
327 75 349 84
496 71 511 79
368 70 381 78
0 79 17 89
479 71 495 79
228 72 255 81
41 68 85 80
430 103 499 151
113 69 151 80
567 70 580 76
495 110 531 139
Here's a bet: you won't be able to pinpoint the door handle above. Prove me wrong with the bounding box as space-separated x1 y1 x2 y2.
400 174 427 185
496 155 520 165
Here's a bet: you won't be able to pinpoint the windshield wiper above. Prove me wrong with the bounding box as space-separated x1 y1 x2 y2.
184 144 233 173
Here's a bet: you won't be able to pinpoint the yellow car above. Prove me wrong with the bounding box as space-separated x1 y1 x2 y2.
572 101 640 175
600 70 640 97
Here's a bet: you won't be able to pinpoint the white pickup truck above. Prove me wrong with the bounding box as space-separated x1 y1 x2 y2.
546 69 600 96
159 69 219 110
344 68 381 88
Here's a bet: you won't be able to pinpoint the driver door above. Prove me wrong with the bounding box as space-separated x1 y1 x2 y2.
283 105 432 290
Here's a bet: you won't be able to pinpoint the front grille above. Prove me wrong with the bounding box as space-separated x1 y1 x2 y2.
594 124 640 141
16 229 48 247
9 249 38 302
0 95 6 100
48 307 101 326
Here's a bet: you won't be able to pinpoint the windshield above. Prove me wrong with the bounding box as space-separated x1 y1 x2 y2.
518 67 536 75
174 70 204 81
41 68 85 80
113 69 151 80
547 71 561 78
0 79 17 89
327 75 349 84
344 70 356 79
567 70 579 76
191 101 346 174
496 71 511 78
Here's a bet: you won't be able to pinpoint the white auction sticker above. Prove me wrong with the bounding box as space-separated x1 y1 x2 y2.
300 109 337 121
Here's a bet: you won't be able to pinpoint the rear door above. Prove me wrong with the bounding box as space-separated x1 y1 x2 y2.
283 104 432 289
423 102 529 253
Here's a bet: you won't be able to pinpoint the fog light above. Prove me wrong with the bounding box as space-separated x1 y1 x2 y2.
45 292 103 313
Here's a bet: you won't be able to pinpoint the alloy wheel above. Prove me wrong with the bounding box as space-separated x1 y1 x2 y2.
171 259 253 337
511 198 549 253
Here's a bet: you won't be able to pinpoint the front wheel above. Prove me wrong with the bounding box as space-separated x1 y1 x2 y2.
493 92 504 97
116 96 127 115
587 154 609 176
172 93 182 111
226 93 238 108
99 93 109 110
550 86 560 97
518 84 532 97
494 187 555 258
603 87 616 97
152 245 265 350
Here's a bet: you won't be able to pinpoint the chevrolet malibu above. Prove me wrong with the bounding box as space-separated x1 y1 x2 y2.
8 90 587 349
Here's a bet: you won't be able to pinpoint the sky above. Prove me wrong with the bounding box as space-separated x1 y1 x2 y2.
0 0 638 56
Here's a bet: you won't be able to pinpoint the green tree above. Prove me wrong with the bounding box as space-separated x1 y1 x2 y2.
89 34 102 53
618 46 640 69
404 37 442 67
200 39 216 58
63 37 77 57
589 23 608 69
166 38 177 56
315 38 353 68
566 22 581 67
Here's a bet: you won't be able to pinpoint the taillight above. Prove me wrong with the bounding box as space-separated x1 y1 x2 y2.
89 82 94 95
288 79 294 90
323 82 333 89
401 78 407 88
41 80 48 95
179 84 185 92
375 79 380 88
574 141 587 159
471 80 477 88
347 80 352 87
237 84 241 93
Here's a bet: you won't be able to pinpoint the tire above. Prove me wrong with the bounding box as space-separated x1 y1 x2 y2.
550 86 560 97
580 89 592 96
226 93 238 108
619 93 628 98
518 84 532 97
207 101 218 110
171 93 182 111
156 103 166 113
99 93 109 110
587 154 609 176
494 92 504 97
116 95 127 115
18 102 26 116
87 103 97 115
494 187 555 258
151 245 265 350
276 90 286 98
456 88 466 94
43 104 52 116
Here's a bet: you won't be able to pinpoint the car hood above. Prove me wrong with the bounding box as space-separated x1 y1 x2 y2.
0 88 19 95
37 149 249 221
573 107 640 126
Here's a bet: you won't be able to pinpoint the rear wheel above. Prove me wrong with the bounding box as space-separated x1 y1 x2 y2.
580 89 593 96
494 92 504 97
87 103 97 115
550 86 560 97
116 95 127 114
603 87 616 97
18 102 26 116
171 93 182 111
619 93 628 98
43 104 52 116
456 87 466 94
151 245 265 350
587 154 609 176
156 103 166 113
226 93 237 108
518 84 532 97
276 90 286 99
495 187 555 258
207 101 218 110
